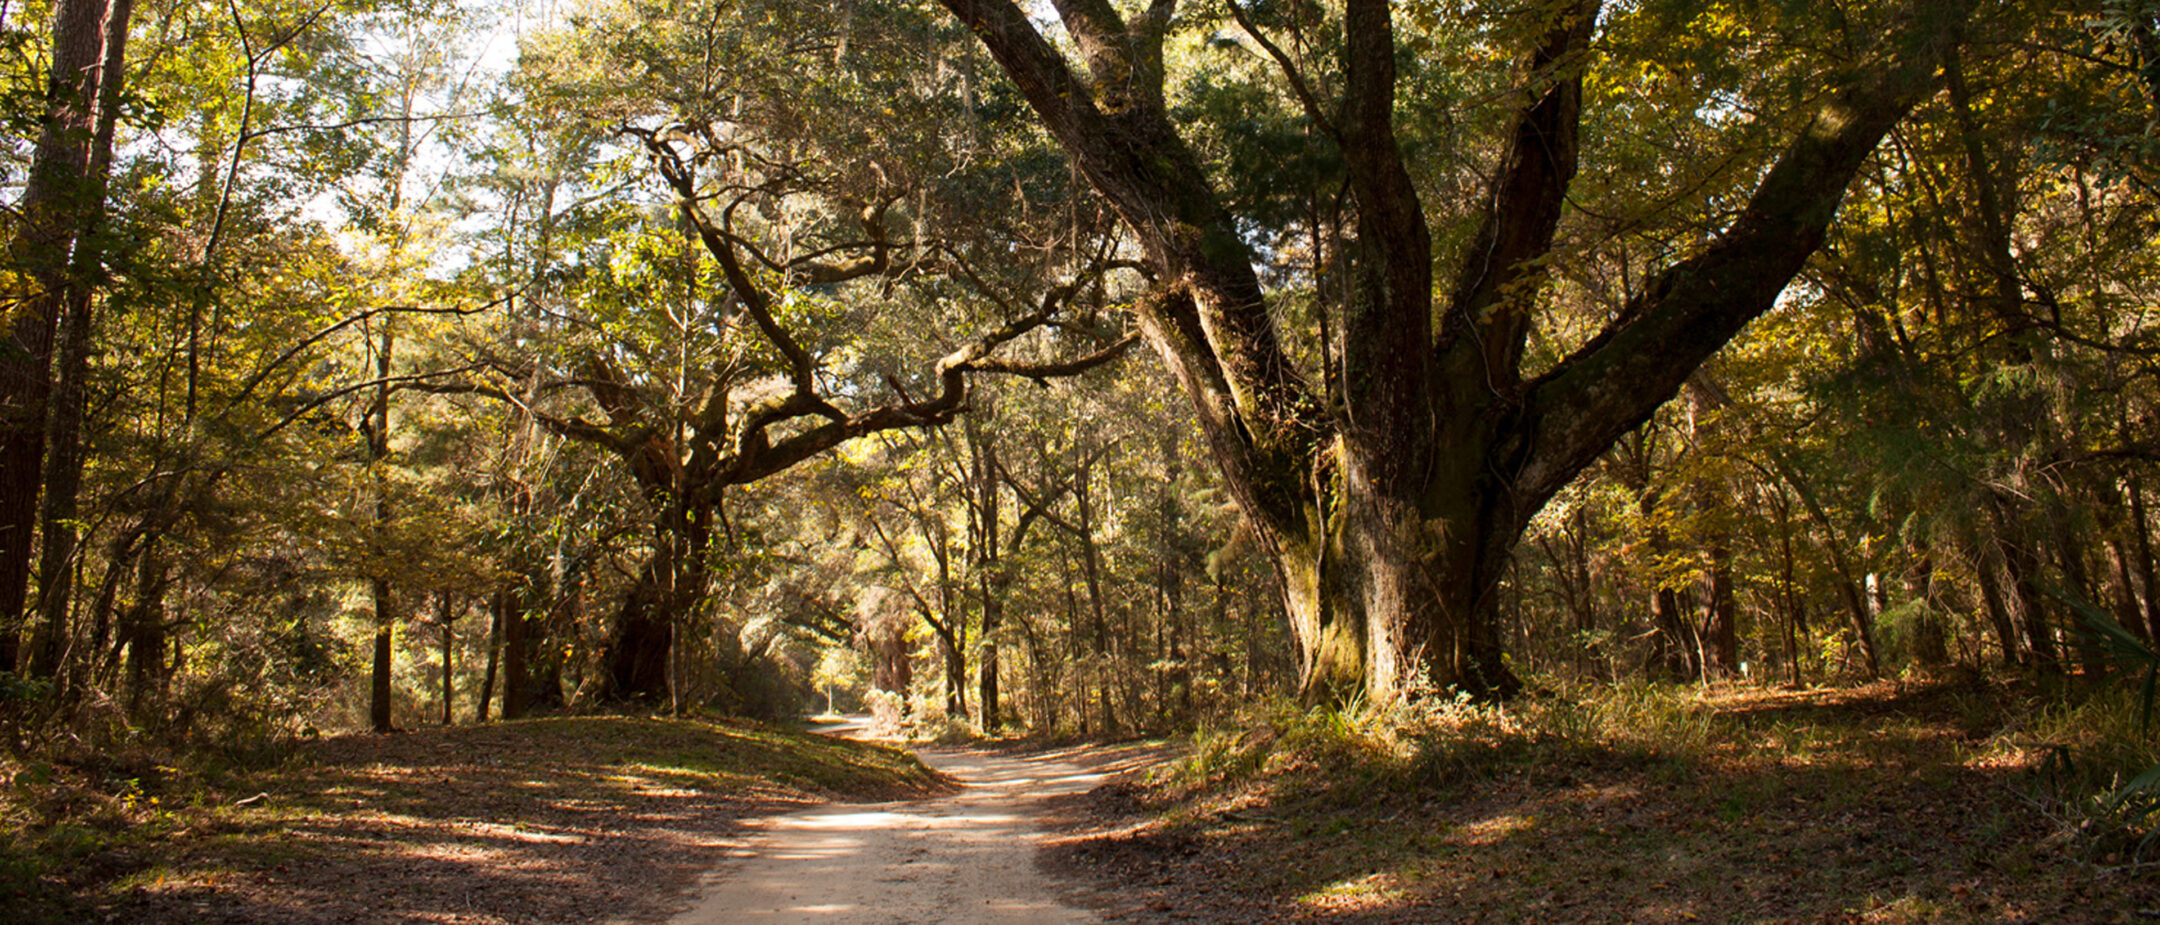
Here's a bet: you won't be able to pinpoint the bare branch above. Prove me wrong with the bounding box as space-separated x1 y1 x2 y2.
1223 0 1338 140
254 364 488 442
225 297 504 418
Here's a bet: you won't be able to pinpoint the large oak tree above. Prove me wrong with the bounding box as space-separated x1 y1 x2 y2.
929 0 1978 699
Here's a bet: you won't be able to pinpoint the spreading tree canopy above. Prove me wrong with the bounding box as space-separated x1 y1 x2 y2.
923 0 1978 700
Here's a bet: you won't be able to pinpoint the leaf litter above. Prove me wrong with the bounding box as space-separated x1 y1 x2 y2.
2 715 942 924
1040 681 2160 924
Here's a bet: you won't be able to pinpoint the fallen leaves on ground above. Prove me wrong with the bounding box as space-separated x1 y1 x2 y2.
4 715 943 924
1042 681 2160 924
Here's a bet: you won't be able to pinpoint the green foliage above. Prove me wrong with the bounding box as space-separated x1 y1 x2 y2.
1175 682 1738 817
2057 597 2160 855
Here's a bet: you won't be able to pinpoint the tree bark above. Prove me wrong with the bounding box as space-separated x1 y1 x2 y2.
933 536 966 718
501 584 529 719
438 596 456 726
601 550 682 702
478 588 503 722
2132 473 2160 642
1701 537 1739 679
1773 487 1803 686
24 0 131 684
599 491 711 702
0 0 135 670
869 619 911 695
121 536 168 720
1969 537 2023 667
971 428 1002 730
1989 497 2058 671
1072 454 1116 733
369 592 395 732
367 326 396 734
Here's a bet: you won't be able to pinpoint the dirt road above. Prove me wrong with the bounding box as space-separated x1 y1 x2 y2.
669 722 1112 924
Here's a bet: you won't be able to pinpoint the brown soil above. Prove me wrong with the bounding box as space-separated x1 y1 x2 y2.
8 715 941 924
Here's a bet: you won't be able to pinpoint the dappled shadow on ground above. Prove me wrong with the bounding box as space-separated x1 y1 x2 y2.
1008 741 1185 781
97 716 940 925
1044 683 2160 924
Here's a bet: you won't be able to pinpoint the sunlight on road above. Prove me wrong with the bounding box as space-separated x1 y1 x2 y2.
671 733 1100 924
774 810 910 828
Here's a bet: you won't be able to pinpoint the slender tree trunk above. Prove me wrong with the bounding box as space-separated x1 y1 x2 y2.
2132 473 2160 642
543 582 574 707
1775 455 1882 678
0 0 135 670
1074 457 1116 734
81 530 129 696
933 538 965 718
2107 537 2147 643
25 264 96 681
122 537 166 720
1016 610 1045 729
25 0 129 684
502 584 529 719
367 325 396 733
439 596 456 726
1909 547 1950 667
1702 538 1739 679
1056 539 1088 733
370 578 395 732
1636 483 1697 681
478 588 502 722
1990 499 2058 671
972 433 1001 730
2005 542 2057 669
1970 539 2022 668
1770 486 1801 685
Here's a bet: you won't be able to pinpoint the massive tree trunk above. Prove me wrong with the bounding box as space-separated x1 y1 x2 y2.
595 484 691 702
599 501 710 702
937 0 1971 701
601 557 677 702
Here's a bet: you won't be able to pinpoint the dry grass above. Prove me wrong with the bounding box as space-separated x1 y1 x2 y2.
1049 678 2160 923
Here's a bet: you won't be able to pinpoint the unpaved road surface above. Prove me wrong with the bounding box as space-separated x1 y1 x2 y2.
670 722 1113 924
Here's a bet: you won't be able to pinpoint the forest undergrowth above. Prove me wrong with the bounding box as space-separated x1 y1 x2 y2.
0 715 943 924
1048 676 2160 923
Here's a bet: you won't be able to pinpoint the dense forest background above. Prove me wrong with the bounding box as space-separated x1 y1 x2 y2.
2 0 2159 753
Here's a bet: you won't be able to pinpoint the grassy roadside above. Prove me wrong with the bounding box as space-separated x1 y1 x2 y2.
0 715 944 924
1050 678 2160 923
